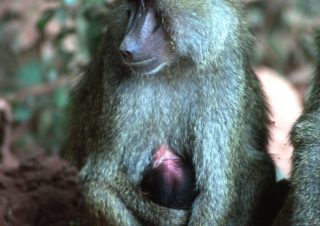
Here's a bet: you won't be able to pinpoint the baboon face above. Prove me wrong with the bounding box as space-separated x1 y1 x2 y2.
119 0 174 75
114 0 241 74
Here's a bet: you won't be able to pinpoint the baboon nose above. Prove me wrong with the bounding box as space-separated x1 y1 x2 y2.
120 50 133 60
119 38 140 61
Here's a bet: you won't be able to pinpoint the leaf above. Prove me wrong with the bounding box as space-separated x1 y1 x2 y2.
64 0 78 6
17 60 44 87
13 105 32 122
37 9 55 33
53 88 70 109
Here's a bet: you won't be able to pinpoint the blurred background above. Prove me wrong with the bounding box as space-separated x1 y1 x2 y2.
0 0 319 159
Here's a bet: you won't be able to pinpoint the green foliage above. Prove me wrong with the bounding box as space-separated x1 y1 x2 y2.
17 61 44 87
37 9 55 33
296 0 320 16
0 0 107 155
13 104 32 123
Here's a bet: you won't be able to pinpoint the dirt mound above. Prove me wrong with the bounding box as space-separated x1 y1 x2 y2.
0 155 89 226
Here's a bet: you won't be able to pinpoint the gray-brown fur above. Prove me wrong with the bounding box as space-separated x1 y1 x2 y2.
273 31 320 226
65 0 276 225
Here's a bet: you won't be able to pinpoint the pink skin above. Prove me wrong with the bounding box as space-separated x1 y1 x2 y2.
256 67 303 178
152 145 184 187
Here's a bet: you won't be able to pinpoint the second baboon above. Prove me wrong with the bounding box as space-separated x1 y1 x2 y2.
273 31 320 226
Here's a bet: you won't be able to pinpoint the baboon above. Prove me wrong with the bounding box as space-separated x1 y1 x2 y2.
273 31 320 226
66 0 276 225
140 145 197 210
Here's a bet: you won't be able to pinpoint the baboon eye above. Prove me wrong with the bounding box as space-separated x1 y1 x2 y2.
152 11 162 31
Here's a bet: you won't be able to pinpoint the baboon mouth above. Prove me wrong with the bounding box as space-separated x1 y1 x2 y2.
123 57 156 66
124 58 167 75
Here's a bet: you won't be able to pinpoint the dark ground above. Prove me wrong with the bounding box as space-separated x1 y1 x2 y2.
0 155 89 226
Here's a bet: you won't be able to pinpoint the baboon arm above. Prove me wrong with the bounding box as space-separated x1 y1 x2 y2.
81 166 189 226
188 121 234 226
187 163 231 226
113 172 189 226
82 182 142 226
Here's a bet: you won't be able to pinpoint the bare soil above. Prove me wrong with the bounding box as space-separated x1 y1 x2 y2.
0 155 89 226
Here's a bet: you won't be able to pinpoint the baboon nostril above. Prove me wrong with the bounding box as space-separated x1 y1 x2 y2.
121 50 133 60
